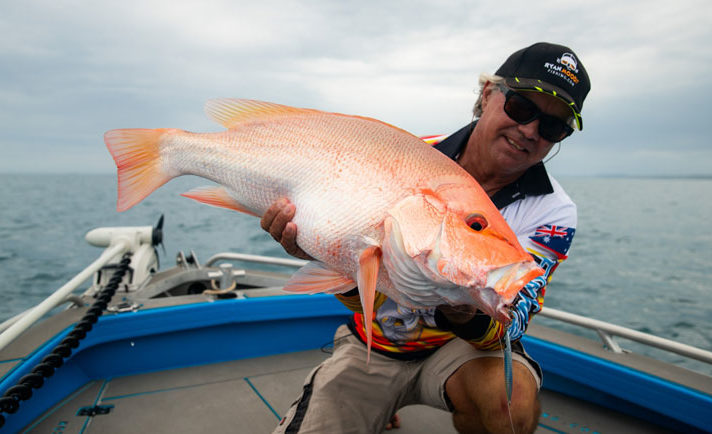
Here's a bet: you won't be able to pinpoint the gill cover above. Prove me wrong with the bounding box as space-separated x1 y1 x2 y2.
381 194 450 306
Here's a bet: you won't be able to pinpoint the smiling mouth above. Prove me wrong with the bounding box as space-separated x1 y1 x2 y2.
506 137 528 153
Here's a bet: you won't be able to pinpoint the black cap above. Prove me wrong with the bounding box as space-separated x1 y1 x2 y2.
495 42 590 130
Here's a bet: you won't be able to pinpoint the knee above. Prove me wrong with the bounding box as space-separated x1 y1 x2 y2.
447 359 541 433
479 373 541 433
453 395 540 434
491 395 540 433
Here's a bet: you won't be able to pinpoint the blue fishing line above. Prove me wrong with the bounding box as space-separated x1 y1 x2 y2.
504 328 513 405
500 326 515 434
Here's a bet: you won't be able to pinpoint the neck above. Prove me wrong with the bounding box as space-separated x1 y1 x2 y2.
457 133 522 196
460 158 519 196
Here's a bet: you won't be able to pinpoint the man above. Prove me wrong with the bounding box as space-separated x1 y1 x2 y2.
263 42 590 433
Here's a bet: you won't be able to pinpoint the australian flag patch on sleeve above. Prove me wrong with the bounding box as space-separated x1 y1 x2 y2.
529 225 575 259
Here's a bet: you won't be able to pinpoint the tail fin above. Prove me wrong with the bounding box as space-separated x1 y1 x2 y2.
104 128 173 212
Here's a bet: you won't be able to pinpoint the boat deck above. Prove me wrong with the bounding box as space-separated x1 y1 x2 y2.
2 256 709 433
24 345 670 434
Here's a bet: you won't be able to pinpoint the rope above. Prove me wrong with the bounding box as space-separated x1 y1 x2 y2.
0 253 132 430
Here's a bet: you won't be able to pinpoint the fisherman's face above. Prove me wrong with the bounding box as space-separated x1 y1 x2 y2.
475 82 572 176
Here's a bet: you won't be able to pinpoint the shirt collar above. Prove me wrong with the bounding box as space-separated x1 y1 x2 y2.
433 121 554 209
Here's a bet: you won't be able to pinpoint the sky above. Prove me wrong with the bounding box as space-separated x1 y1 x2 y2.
1 0 711 177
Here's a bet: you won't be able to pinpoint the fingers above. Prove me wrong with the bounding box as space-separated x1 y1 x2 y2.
385 413 401 430
260 198 313 260
284 227 314 261
260 198 292 239
391 413 401 428
281 222 304 258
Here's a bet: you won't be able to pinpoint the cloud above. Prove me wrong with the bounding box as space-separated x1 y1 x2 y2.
1 0 711 175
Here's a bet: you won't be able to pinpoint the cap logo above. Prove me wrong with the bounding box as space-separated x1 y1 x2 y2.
543 52 580 87
559 53 578 73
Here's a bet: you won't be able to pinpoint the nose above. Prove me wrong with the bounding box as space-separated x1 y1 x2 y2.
517 119 540 141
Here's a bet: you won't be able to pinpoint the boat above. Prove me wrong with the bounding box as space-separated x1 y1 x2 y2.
1 218 711 433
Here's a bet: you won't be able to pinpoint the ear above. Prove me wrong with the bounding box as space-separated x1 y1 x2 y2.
481 81 498 111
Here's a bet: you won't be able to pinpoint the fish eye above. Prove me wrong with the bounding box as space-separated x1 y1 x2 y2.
466 213 488 231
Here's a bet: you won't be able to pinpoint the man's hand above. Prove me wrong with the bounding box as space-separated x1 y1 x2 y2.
385 414 401 430
436 304 478 325
260 198 314 260
436 274 546 342
507 276 546 341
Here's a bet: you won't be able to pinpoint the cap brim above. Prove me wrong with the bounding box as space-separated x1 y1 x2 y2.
504 77 583 130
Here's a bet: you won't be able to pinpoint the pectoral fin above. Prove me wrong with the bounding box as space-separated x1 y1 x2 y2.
283 262 356 294
357 246 382 363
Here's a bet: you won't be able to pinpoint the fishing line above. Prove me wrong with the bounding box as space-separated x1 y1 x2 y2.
320 335 350 354
498 329 516 434
544 142 561 163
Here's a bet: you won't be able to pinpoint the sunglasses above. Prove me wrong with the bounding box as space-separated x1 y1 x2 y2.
497 84 574 143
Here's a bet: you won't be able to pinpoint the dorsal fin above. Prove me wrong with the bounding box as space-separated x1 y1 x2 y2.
204 98 321 129
205 98 422 141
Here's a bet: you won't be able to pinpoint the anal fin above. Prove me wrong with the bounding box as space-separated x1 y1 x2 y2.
181 186 258 217
283 262 356 294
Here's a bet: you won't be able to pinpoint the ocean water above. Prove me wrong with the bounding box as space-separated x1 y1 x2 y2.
1 174 710 375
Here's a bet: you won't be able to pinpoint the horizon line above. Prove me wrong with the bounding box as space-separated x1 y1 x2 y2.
1 172 711 180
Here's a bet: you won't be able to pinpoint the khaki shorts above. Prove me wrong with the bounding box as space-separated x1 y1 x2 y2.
273 324 542 433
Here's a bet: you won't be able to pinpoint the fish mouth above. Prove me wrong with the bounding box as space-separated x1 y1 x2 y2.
487 261 544 300
470 285 513 326
472 261 544 325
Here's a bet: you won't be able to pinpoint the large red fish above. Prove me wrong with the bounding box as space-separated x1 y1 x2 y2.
105 99 544 357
